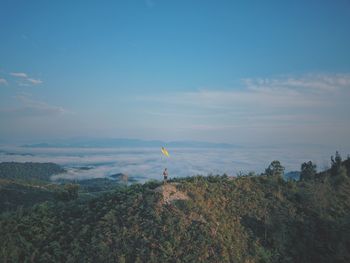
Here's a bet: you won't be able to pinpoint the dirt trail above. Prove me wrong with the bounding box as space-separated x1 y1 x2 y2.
154 183 189 204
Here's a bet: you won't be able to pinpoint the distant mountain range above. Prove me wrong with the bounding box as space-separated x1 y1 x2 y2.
22 138 238 149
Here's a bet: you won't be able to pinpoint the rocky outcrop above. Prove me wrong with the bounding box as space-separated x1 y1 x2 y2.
154 183 189 204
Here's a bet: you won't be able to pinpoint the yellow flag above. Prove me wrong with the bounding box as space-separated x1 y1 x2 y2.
161 147 169 157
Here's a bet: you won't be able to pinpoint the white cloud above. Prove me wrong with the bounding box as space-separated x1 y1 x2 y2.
15 94 66 116
10 72 28 78
26 78 43 85
138 73 350 145
0 94 66 117
0 78 7 85
143 73 350 111
243 73 350 93
10 72 43 86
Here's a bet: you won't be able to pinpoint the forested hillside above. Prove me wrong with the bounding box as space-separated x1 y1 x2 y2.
0 162 65 183
0 162 65 212
0 163 128 212
1 153 350 262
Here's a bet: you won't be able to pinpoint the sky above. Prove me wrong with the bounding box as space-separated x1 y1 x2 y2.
1 0 350 148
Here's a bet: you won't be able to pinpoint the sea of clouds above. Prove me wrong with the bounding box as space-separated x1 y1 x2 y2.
0 146 344 182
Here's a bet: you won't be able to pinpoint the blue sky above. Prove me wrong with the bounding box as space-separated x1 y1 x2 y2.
1 0 350 147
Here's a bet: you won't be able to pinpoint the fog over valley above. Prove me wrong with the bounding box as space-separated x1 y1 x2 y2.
0 144 344 182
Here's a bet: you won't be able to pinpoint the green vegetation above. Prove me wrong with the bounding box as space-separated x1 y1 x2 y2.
0 162 65 212
0 163 130 212
0 154 350 262
0 162 65 183
61 178 127 193
265 160 285 177
54 184 80 202
0 179 56 212
300 161 317 181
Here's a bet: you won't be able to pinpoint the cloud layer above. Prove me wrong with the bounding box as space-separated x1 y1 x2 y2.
0 146 338 181
1 72 349 148
139 73 350 146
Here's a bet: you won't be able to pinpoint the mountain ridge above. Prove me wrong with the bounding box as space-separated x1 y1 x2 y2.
1 155 350 262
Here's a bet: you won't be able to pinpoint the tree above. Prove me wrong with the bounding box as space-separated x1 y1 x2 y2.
331 151 342 176
55 184 79 201
300 161 317 181
265 160 285 177
65 184 79 200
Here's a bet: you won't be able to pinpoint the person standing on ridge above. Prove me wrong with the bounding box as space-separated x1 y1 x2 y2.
161 147 170 185
163 168 168 184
